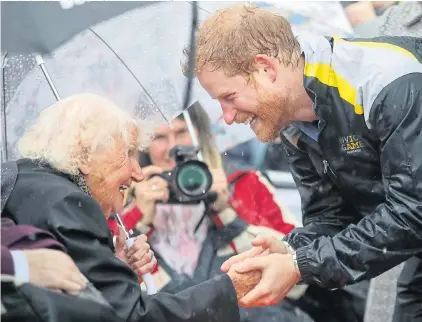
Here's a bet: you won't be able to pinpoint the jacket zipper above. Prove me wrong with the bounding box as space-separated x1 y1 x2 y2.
303 87 341 188
323 159 340 185
323 160 329 174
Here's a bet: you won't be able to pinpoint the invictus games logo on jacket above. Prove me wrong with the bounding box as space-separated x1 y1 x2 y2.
339 135 365 154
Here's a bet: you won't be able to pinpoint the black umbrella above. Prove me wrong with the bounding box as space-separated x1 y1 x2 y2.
1 1 154 55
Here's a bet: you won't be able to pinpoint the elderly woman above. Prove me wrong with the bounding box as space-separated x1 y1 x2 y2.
1 93 253 322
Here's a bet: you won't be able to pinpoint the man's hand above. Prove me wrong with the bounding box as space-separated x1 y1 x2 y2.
232 253 300 307
115 226 157 283
24 249 87 295
221 235 290 273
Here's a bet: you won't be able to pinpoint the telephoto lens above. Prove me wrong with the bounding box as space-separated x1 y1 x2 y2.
176 160 212 198
152 145 213 204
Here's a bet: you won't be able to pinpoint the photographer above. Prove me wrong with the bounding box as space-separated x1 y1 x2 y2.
108 102 312 322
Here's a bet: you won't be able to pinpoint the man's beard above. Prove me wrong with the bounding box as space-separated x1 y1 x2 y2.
254 86 291 142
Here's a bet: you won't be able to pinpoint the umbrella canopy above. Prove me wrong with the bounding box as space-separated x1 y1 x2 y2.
1 1 152 55
1 1 202 160
1 1 354 160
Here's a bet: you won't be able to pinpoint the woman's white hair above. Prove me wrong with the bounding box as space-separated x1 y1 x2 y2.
19 93 143 175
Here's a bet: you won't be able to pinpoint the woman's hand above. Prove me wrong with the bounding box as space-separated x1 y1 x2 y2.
133 165 169 225
210 168 230 212
115 226 157 283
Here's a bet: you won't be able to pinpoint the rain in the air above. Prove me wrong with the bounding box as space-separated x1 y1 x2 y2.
1 1 421 322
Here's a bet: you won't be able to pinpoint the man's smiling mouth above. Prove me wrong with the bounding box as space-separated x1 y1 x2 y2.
243 115 257 125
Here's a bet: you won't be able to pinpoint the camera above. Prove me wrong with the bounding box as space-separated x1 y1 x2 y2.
152 145 214 204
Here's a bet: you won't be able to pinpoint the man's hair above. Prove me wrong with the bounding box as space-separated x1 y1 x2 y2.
18 93 142 175
181 4 301 77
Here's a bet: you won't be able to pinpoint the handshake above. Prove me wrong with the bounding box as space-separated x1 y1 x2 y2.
222 235 302 308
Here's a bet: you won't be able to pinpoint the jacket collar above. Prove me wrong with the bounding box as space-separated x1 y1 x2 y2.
296 34 334 118
297 34 334 124
69 172 91 196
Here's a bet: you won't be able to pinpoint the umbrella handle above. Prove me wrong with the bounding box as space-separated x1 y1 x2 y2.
126 237 157 295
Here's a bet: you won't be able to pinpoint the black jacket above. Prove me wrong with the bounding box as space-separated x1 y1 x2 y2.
282 35 422 288
1 275 123 322
1 159 240 322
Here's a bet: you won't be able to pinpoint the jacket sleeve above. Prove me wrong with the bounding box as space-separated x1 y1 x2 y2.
47 191 240 322
1 275 123 322
280 133 361 250
295 73 422 288
1 245 14 276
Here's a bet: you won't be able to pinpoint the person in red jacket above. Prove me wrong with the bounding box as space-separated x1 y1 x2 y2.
108 101 308 322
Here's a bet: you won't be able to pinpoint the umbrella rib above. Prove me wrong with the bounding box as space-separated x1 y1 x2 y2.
88 28 171 125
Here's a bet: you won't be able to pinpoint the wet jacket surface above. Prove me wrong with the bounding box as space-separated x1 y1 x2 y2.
1 159 240 322
281 35 422 288
1 275 123 322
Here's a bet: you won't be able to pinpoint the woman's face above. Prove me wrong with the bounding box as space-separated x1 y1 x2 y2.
149 118 195 171
82 130 144 217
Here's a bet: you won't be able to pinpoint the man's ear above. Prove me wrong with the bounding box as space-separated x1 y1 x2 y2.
254 54 277 83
